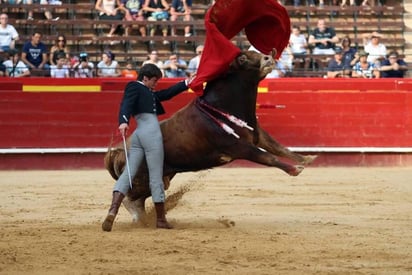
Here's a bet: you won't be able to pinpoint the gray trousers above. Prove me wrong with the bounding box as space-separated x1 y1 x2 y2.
113 113 165 203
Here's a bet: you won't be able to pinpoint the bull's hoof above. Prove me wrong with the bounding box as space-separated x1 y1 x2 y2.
156 219 173 229
301 155 318 165
289 165 304 176
102 214 116 232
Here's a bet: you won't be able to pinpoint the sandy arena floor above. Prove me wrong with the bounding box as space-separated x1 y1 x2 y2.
0 167 411 274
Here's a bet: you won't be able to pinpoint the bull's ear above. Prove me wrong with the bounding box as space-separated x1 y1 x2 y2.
237 54 248 66
271 48 277 59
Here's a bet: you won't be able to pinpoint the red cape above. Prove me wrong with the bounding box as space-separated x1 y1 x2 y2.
188 0 291 94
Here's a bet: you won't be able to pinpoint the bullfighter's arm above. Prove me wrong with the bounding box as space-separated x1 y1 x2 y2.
156 80 188 101
118 82 140 125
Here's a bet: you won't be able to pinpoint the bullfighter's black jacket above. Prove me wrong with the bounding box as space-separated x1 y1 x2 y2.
118 80 188 125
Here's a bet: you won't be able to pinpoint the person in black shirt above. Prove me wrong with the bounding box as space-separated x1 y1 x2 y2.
102 64 190 232
379 51 408 78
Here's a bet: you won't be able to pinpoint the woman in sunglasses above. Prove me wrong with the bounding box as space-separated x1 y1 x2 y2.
49 34 70 66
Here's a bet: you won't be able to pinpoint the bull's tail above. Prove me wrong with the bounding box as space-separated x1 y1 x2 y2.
104 135 126 181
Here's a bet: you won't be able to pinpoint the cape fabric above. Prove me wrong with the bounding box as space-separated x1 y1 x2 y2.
188 0 291 94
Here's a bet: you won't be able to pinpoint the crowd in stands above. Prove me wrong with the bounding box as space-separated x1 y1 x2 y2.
0 0 408 78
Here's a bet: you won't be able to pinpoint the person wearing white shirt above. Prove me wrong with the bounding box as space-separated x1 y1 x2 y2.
3 49 30 77
363 31 387 64
97 51 121 77
142 50 164 76
0 13 19 53
50 53 69 78
186 44 203 76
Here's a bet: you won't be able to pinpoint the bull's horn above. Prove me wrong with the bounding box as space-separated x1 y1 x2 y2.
271 48 277 58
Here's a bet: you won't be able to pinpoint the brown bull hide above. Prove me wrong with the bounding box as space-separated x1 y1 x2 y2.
104 51 316 214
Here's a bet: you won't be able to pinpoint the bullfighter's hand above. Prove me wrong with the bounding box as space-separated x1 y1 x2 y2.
119 123 129 137
186 73 196 85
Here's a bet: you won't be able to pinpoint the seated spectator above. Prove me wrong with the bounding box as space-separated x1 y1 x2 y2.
308 19 339 70
121 0 147 37
121 58 138 78
142 50 164 75
279 45 293 74
351 50 380 78
341 35 357 68
50 52 69 78
0 13 19 53
341 0 355 7
361 0 375 7
2 49 30 77
21 31 50 76
49 34 70 66
95 0 125 37
72 52 95 78
379 51 408 78
24 0 60 21
162 53 187 78
289 25 310 71
362 31 386 65
293 0 315 7
143 0 170 45
326 46 351 78
97 50 121 77
0 58 5 76
170 0 192 39
2 0 23 3
186 44 203 76
265 60 286 78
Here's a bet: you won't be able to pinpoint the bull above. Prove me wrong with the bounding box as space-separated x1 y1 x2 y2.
104 50 316 223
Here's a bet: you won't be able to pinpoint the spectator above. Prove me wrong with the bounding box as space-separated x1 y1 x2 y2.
289 25 310 71
170 0 192 39
379 51 408 78
97 50 121 77
121 0 147 37
2 49 30 77
0 61 6 76
362 31 386 65
293 0 315 7
351 50 380 78
308 19 339 69
142 50 164 75
341 0 355 7
0 13 19 53
279 45 293 74
143 0 170 45
361 0 375 7
121 58 138 78
186 44 203 76
49 34 70 66
326 46 351 78
43 0 61 20
265 60 286 78
0 56 5 76
340 35 357 68
2 0 23 3
162 53 187 78
25 0 60 21
21 32 49 76
95 0 125 37
72 52 95 78
50 52 69 78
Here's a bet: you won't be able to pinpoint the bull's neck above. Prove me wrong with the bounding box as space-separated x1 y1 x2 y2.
201 74 260 123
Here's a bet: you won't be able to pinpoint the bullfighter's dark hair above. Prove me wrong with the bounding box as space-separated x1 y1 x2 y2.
138 63 162 81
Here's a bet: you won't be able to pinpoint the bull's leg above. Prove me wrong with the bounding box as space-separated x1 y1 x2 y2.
255 126 317 165
122 197 146 223
237 144 304 176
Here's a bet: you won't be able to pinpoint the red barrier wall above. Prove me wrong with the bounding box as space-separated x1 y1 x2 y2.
1 77 411 169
